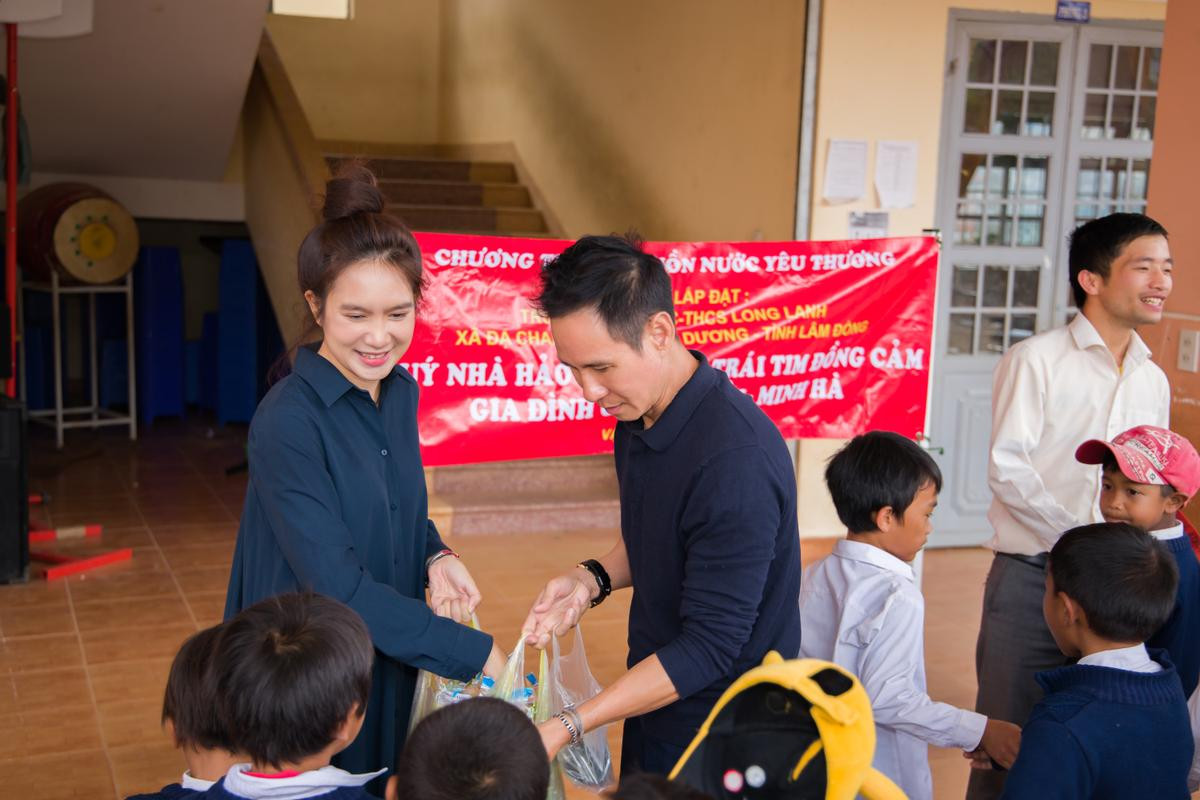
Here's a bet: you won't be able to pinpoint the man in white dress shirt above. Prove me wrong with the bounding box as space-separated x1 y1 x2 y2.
800 432 1021 800
967 213 1173 800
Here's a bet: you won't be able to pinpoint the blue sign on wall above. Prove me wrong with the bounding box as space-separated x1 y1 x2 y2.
1056 1 1091 23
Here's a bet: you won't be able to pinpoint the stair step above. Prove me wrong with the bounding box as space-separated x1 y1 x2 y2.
377 179 532 209
429 455 615 496
389 203 547 233
329 156 518 184
428 488 620 536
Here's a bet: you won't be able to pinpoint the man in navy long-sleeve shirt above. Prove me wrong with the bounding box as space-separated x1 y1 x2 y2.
522 235 802 775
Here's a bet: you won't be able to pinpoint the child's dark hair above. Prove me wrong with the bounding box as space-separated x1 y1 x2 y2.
534 233 674 351
1068 213 1167 308
1099 451 1175 497
212 592 373 768
395 697 548 800
162 624 234 752
1049 523 1178 642
825 430 943 533
607 773 716 800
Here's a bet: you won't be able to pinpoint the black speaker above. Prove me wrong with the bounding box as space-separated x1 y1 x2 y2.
0 397 28 583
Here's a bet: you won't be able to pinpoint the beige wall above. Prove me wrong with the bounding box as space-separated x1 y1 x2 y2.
437 1 806 242
1145 0 1200 447
810 0 1165 241
267 0 441 143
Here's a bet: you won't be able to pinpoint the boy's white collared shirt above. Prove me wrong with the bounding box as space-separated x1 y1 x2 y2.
799 539 986 800
181 771 216 791
988 313 1169 556
1077 643 1162 674
1151 521 1186 541
221 764 386 800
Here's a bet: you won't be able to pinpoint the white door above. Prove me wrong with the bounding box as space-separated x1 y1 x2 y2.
928 18 1161 547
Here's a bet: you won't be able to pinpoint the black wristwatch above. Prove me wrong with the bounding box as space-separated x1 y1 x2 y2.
576 559 612 607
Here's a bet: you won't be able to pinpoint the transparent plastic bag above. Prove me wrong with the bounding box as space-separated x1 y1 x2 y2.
548 627 615 791
408 616 496 733
534 648 567 800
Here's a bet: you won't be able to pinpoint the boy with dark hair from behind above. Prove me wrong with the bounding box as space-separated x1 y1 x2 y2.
386 697 548 800
1075 425 1200 697
126 624 242 800
1000 523 1191 799
196 592 380 800
799 431 1020 800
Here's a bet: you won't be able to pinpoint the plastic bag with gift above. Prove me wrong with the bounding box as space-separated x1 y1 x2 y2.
408 616 497 733
547 627 615 791
534 648 568 800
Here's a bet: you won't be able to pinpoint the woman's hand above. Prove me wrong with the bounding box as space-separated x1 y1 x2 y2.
427 556 482 623
482 642 507 679
537 716 572 760
522 568 596 649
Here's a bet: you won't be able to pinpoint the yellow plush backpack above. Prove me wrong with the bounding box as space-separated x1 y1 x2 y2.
669 654 907 800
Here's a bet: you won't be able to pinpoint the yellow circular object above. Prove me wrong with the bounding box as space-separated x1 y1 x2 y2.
49 196 139 283
78 221 117 261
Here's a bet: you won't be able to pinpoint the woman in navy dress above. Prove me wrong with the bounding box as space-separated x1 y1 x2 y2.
224 165 503 780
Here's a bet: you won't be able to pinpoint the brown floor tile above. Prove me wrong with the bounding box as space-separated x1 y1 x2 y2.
0 580 68 610
0 602 77 637
158 543 235 573
0 747 114 799
98 698 173 748
150 523 238 548
90 658 172 709
81 624 196 666
74 595 193 634
109 740 187 799
94 527 156 549
139 505 236 528
0 633 83 674
0 667 92 715
185 592 228 627
68 570 182 604
173 566 234 595
0 704 104 759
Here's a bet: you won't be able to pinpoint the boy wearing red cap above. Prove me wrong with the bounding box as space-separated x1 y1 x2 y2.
1076 425 1200 697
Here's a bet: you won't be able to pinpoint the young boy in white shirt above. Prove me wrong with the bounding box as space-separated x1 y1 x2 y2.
799 431 1020 800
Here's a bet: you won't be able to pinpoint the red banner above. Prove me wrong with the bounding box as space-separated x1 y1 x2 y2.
406 233 938 467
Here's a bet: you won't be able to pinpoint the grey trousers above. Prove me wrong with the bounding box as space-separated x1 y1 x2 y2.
965 553 1070 800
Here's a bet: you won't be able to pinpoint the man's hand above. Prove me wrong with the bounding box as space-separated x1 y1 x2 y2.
428 556 482 623
522 569 596 649
976 718 1021 769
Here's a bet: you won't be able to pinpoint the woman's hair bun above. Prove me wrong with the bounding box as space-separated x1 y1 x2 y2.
322 162 385 221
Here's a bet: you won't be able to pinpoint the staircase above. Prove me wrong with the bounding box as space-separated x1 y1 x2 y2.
324 149 551 237
322 145 619 538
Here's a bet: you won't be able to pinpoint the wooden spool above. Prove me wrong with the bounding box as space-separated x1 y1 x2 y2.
18 183 139 284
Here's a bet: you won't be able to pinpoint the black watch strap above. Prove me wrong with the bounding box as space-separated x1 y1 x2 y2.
577 558 612 607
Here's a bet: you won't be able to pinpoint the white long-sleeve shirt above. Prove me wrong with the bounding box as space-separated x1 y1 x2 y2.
988 313 1170 556
799 539 986 800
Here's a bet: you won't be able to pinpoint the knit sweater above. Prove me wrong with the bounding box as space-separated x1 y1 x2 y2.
125 785 196 800
1000 651 1191 799
1147 534 1200 697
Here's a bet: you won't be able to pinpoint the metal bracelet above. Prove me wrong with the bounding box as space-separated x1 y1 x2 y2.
563 704 585 739
555 711 581 745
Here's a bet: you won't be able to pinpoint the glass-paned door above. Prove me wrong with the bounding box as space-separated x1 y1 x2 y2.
929 18 1161 546
1056 27 1161 320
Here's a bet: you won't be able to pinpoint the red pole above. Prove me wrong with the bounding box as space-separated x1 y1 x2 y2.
4 23 15 398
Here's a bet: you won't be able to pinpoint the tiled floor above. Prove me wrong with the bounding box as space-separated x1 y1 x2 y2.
1 421 992 799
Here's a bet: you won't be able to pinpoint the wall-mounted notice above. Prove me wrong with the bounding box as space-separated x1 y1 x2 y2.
822 139 868 204
875 140 918 209
848 211 889 239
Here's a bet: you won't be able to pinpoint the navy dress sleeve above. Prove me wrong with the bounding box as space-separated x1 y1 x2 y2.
244 399 490 680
